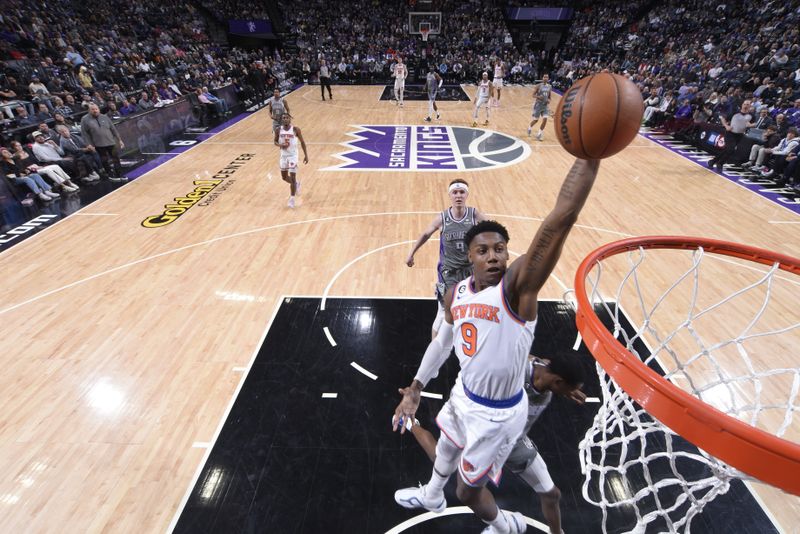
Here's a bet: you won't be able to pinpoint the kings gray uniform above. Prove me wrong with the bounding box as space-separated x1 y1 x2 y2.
532 83 552 119
504 358 555 492
426 72 438 101
268 96 287 132
436 207 477 302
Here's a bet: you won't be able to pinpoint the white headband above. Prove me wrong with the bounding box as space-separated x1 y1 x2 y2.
449 182 468 193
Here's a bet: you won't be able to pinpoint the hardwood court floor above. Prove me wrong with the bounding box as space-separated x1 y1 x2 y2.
0 84 797 533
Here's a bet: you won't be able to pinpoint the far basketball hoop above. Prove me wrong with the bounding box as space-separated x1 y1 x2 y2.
409 11 441 40
420 24 430 42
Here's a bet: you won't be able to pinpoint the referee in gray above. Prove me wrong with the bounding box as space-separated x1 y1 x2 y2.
709 100 754 172
80 103 127 181
319 59 333 101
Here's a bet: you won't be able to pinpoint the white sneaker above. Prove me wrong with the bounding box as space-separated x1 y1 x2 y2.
89 172 100 180
394 484 446 513
288 196 295 208
536 130 544 141
527 128 531 137
45 190 60 199
38 192 52 202
63 185 77 193
481 511 527 533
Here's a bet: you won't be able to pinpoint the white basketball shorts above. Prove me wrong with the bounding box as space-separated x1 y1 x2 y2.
436 376 527 487
492 78 503 88
280 154 298 172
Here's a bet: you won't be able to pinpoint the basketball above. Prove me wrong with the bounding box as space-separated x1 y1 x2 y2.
554 72 644 159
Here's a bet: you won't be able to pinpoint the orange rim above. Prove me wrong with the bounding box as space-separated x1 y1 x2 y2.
574 236 800 496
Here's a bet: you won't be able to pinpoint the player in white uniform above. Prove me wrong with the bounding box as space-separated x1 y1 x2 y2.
472 72 493 127
399 352 587 534
492 59 505 107
393 157 602 534
393 56 408 107
273 113 309 208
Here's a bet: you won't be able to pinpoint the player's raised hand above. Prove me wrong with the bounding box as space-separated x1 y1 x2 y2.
405 254 415 267
393 386 421 434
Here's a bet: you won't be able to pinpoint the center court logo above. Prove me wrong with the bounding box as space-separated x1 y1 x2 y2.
324 125 531 172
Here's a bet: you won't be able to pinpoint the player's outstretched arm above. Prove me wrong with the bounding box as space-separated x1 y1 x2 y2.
406 215 443 267
506 159 600 320
393 288 455 434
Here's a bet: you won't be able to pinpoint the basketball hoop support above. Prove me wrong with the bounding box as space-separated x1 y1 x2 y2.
574 235 800 496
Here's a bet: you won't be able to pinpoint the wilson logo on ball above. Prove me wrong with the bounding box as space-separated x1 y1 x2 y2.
324 125 531 172
558 85 582 146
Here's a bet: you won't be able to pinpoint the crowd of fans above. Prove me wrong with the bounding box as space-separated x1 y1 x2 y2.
555 0 800 188
3 0 800 213
278 0 551 84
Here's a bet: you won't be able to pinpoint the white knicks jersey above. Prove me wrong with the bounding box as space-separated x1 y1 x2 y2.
478 79 491 98
450 276 537 400
278 125 298 157
394 64 407 80
494 64 504 78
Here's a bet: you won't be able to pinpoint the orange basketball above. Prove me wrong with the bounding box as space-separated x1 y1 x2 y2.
554 72 644 159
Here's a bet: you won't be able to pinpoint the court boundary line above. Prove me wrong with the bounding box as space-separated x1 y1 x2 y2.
164 294 285 534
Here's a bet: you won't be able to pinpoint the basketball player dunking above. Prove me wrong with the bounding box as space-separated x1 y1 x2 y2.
492 59 505 107
267 89 290 133
406 179 486 339
425 66 443 122
472 72 493 127
393 56 408 107
393 158 602 534
402 351 587 534
273 113 309 208
528 74 553 141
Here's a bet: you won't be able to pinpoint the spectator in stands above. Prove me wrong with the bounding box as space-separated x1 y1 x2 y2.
37 123 59 144
80 103 126 182
138 92 155 111
787 99 800 127
742 125 782 169
15 106 38 127
12 137 78 193
775 114 790 137
64 94 82 114
1 147 61 202
757 128 799 178
751 108 774 130
119 98 139 116
709 100 754 171
643 92 674 127
53 112 78 132
31 131 77 175
775 143 800 189
110 85 127 107
202 87 230 115
34 103 54 123
56 125 101 183
78 66 94 91
53 97 73 118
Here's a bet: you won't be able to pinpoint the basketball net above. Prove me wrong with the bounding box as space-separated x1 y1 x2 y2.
421 28 430 42
573 237 800 533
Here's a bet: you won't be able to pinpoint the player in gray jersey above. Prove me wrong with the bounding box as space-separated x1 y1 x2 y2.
406 179 486 338
267 89 291 133
424 66 443 122
528 74 553 141
400 352 586 534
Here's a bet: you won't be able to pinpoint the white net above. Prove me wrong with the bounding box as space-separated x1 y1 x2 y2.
577 244 800 533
